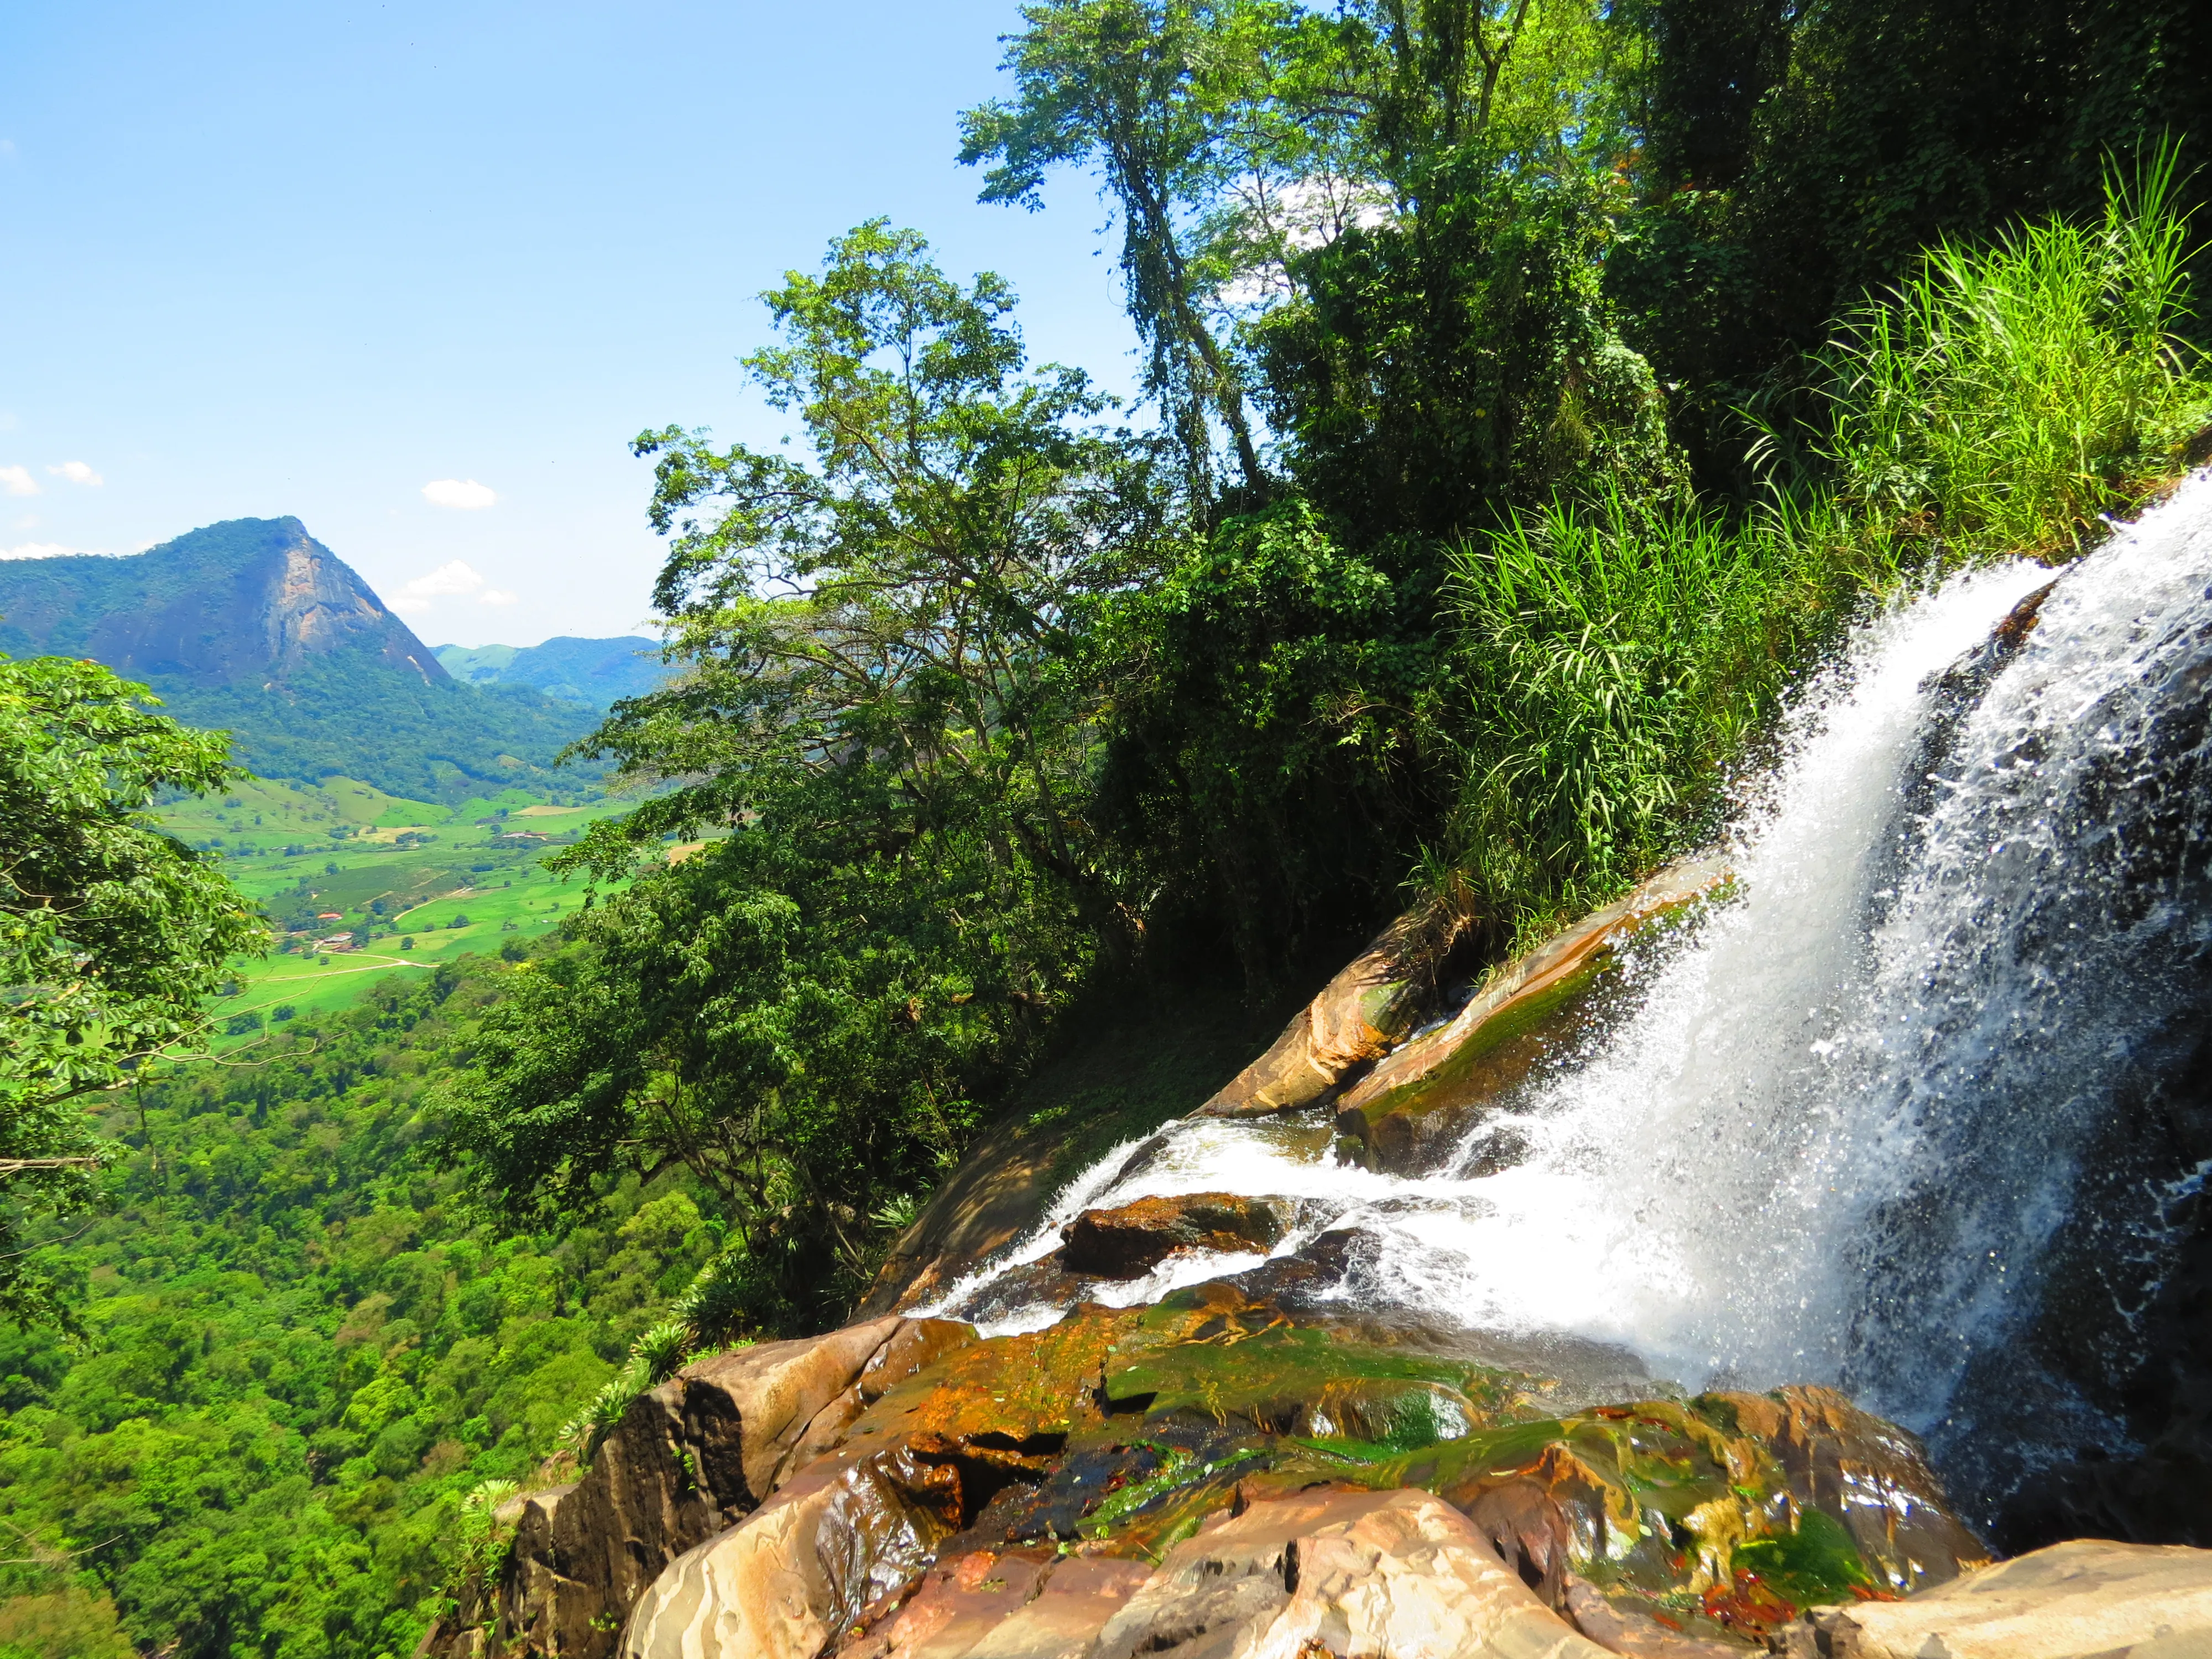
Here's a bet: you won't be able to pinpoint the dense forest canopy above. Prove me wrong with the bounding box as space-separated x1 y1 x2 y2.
4 1 2211 1655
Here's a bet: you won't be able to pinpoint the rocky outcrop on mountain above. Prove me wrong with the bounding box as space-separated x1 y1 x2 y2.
0 515 598 797
0 517 446 685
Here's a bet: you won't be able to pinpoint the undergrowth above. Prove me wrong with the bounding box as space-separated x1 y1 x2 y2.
1416 156 2211 955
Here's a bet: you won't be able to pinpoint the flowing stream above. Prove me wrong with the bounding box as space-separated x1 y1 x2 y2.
924 472 2212 1520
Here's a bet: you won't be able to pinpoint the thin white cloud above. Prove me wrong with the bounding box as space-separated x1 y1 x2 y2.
0 466 39 497
48 461 102 486
389 560 503 615
422 478 498 510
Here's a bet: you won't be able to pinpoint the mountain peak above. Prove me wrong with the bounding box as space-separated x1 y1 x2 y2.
0 516 450 687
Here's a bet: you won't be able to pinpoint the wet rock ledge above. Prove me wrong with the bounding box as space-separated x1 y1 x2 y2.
429 1279 2106 1659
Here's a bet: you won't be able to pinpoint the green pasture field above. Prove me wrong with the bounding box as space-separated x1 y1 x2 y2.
158 774 652 1045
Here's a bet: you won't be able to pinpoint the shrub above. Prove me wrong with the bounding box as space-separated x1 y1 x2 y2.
400 937 415 951
448 915 469 929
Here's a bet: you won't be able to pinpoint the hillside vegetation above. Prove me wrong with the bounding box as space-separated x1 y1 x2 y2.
0 519 598 804
3 2 2211 1656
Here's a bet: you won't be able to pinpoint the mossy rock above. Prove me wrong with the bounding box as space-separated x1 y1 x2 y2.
1334 859 1732 1175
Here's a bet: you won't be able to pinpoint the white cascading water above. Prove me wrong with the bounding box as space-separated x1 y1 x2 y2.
921 471 2212 1513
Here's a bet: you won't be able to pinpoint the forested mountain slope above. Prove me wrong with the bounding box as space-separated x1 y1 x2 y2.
432 637 665 709
0 520 594 802
0 961 708 1659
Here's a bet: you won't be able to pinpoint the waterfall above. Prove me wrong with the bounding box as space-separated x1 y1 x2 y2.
922 472 2212 1524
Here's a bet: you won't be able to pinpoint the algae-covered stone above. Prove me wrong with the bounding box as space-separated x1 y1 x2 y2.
611 1298 1989 1659
1335 856 1730 1176
1264 1384 1986 1648
1102 1316 1518 1442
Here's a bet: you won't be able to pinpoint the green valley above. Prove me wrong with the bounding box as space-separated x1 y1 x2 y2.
7 2 2212 1657
154 778 654 1040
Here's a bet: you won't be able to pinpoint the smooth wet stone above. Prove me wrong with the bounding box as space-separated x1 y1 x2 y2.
620 1442 963 1659
959 1556 1155 1659
1091 1485 1614 1659
1334 855 1731 1176
1768 1538 2212 1658
437 1314 973 1659
1193 914 1438 1118
838 1547 1055 1659
1563 1577 1749 1655
1060 1191 1300 1278
1468 1478 1574 1609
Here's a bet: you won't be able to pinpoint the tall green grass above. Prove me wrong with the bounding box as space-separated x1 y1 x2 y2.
1427 489 1827 951
1818 148 2207 557
1421 155 2210 954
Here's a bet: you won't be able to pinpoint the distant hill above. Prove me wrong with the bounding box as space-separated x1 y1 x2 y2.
0 517 599 801
434 634 664 708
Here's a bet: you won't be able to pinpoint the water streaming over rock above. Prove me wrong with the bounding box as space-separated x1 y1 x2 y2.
922 473 2212 1526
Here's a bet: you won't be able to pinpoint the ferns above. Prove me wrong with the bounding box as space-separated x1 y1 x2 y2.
556 1266 766 1468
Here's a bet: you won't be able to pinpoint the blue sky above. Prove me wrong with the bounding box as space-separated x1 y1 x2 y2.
1 1 1137 645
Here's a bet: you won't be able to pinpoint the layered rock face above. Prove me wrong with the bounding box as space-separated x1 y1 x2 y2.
430 1317 971 1659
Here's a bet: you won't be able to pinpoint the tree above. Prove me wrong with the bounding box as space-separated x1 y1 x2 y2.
0 655 267 1324
448 225 1172 1329
961 0 1316 500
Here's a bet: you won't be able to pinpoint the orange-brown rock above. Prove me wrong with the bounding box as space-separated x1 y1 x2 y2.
1563 1577 1748 1656
1059 1192 1298 1279
440 1315 973 1659
839 1547 1056 1659
1089 1485 1616 1659
1192 915 1436 1118
619 1441 964 1659
957 1556 1155 1659
1335 856 1730 1175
